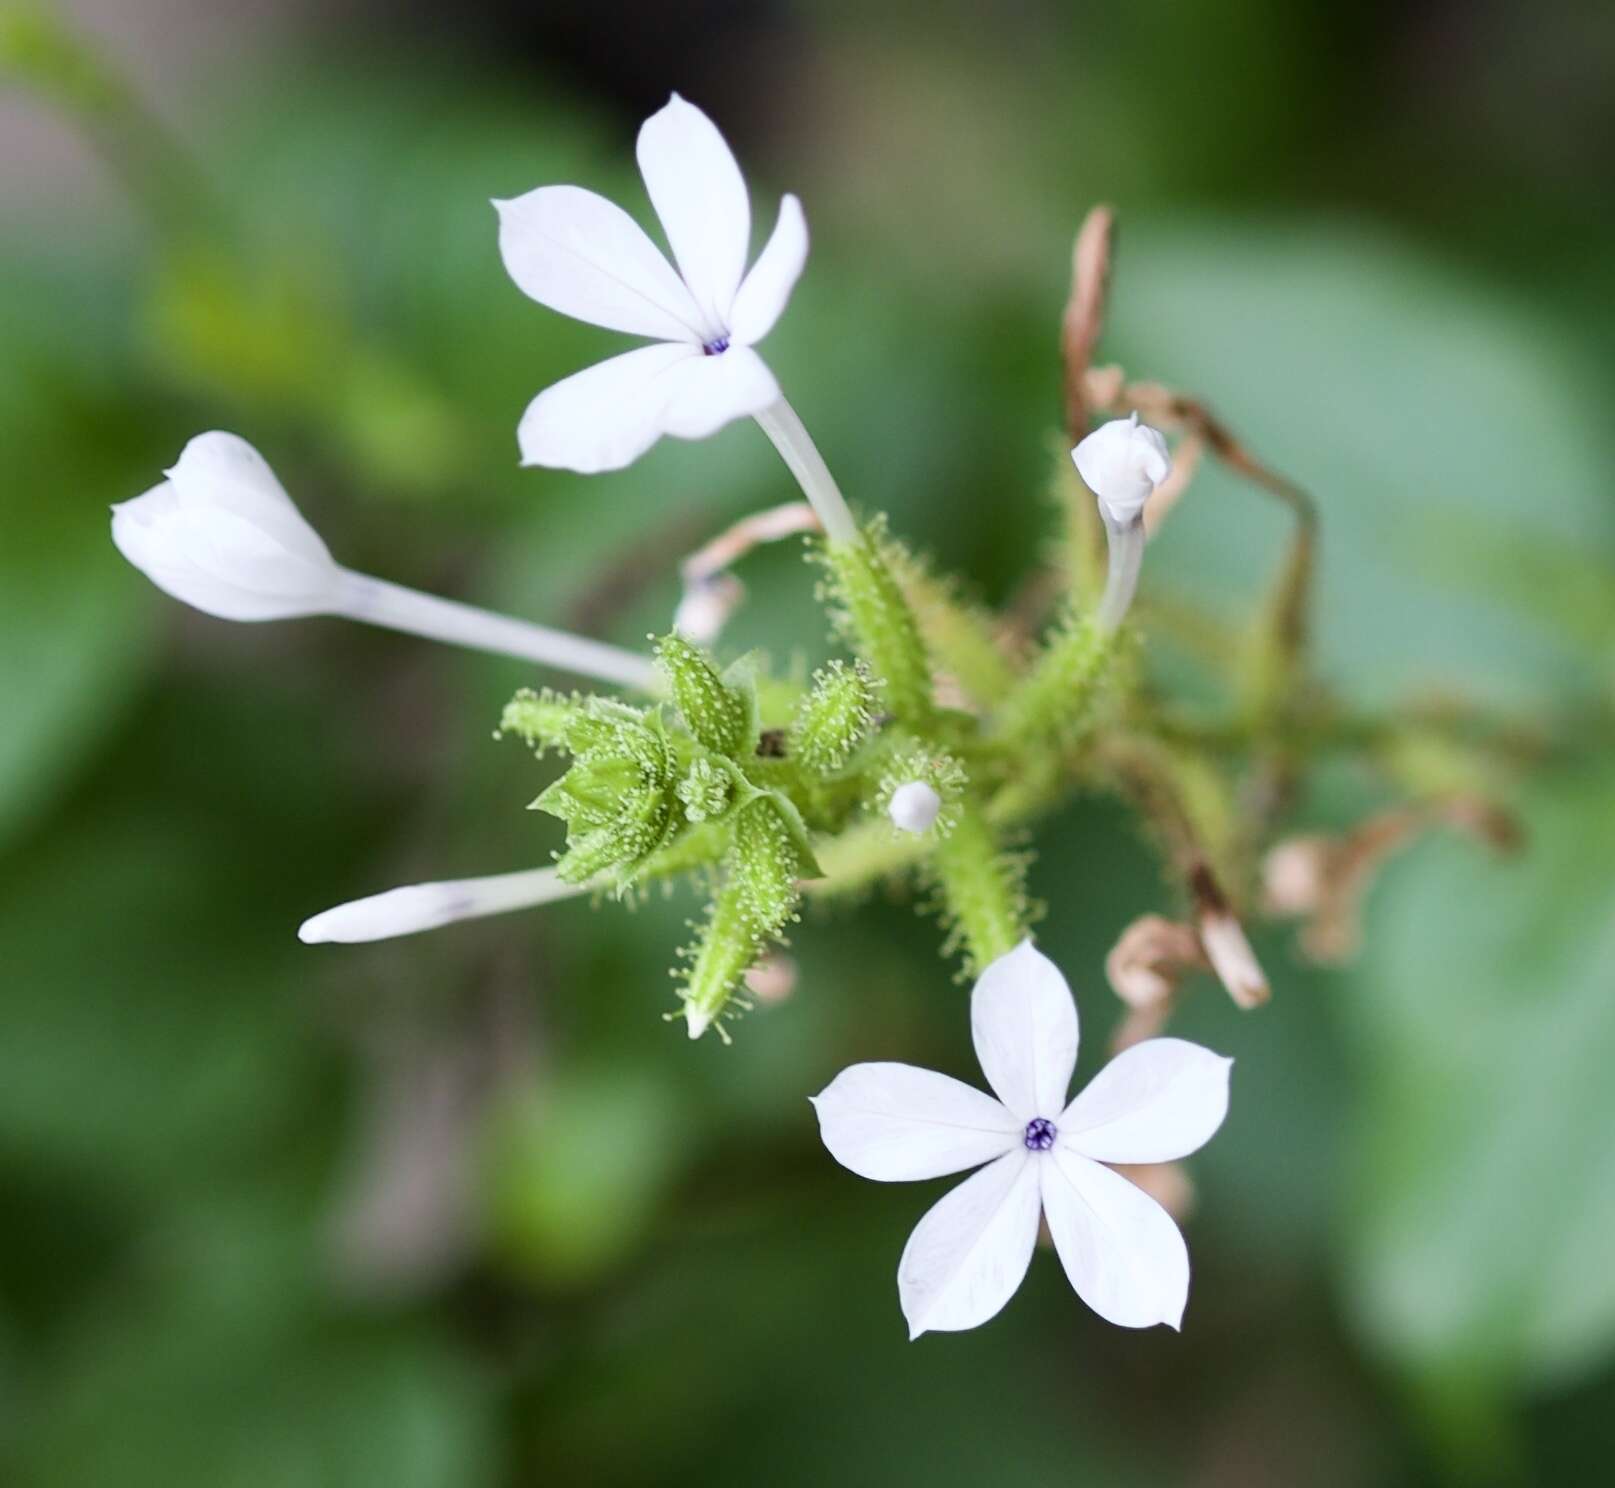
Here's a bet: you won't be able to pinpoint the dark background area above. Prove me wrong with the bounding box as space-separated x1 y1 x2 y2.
3 1 1614 1483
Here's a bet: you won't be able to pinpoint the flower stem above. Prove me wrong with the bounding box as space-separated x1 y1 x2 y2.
336 571 660 692
1097 514 1145 633
753 396 859 545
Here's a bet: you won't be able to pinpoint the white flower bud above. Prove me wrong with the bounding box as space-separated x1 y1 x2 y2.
887 780 942 834
1071 413 1172 527
299 866 585 944
111 432 341 621
111 432 661 690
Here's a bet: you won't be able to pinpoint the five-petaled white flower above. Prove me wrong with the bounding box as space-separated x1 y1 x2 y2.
811 941 1231 1338
495 94 807 475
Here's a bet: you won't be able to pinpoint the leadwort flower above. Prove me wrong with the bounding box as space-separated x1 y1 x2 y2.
103 77 1337 1347
112 432 658 690
812 942 1231 1337
496 94 809 479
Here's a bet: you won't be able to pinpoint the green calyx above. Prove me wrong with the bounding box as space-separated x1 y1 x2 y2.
816 518 939 730
491 417 1334 1045
991 610 1116 751
677 756 733 823
678 795 818 1041
528 703 679 887
791 659 880 777
655 634 752 755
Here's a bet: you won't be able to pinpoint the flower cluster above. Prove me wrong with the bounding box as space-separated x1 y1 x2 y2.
110 94 1264 1337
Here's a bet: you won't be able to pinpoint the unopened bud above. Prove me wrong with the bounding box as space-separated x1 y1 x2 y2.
655 634 751 756
1072 413 1172 527
112 432 341 620
887 780 943 835
791 659 879 776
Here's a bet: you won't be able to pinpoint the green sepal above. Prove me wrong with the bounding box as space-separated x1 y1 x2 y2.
730 798 805 940
656 634 751 756
790 658 880 777
531 707 681 888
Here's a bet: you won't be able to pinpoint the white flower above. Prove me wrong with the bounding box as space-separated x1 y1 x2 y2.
887 780 942 835
112 431 343 621
495 93 808 475
811 941 1231 1338
1073 413 1172 527
112 432 660 690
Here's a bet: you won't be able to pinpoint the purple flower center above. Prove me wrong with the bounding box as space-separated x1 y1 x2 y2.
1023 1117 1056 1151
702 335 731 357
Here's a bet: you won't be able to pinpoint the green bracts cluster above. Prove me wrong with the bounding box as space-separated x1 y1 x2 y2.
503 505 1127 1038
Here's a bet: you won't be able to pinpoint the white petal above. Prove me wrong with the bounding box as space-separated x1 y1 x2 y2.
517 342 700 473
165 431 331 566
494 185 705 342
1060 1039 1232 1164
970 940 1078 1122
729 193 807 346
636 94 749 334
658 345 779 440
811 1063 1018 1182
1072 416 1173 527
112 485 339 622
1040 1149 1190 1330
898 1150 1041 1339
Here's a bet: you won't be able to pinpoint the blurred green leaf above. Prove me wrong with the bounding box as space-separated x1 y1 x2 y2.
0 258 159 855
0 485 151 853
483 1063 685 1287
1111 219 1615 710
0 763 314 1195
1343 767 1615 1389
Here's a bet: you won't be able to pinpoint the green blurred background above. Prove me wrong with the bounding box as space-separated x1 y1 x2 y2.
3 1 1614 1483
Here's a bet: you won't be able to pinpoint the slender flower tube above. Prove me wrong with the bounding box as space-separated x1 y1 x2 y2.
493 94 860 544
299 866 588 944
751 396 858 544
112 432 658 691
1072 413 1172 632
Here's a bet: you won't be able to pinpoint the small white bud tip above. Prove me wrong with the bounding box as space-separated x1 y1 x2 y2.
299 866 581 945
685 1006 712 1040
298 884 455 944
1072 414 1173 527
888 781 943 835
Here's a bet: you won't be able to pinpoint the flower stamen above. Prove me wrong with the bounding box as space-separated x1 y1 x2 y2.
1023 1117 1057 1151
